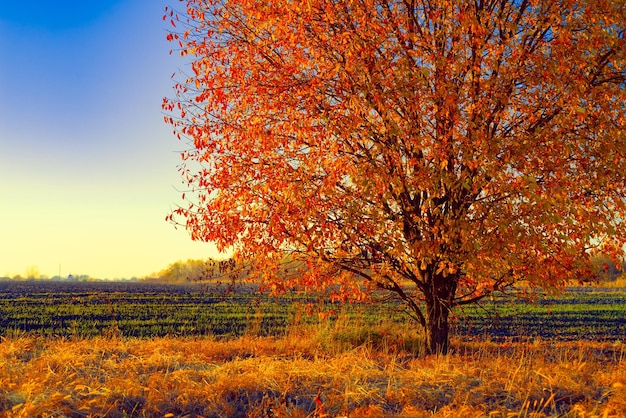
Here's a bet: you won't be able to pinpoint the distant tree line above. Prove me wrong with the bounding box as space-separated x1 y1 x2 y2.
0 274 110 282
152 254 624 285
587 254 625 283
153 258 241 283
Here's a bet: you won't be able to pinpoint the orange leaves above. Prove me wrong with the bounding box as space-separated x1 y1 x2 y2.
163 0 625 328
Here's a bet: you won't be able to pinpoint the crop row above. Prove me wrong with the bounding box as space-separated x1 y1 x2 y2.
0 281 624 341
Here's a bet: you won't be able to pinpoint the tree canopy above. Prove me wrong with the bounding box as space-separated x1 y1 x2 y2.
164 0 625 353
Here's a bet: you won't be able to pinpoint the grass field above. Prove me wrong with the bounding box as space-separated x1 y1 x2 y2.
1 329 624 416
0 281 624 416
0 281 624 341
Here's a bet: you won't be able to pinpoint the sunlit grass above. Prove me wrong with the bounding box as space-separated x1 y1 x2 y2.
601 275 626 289
0 321 624 417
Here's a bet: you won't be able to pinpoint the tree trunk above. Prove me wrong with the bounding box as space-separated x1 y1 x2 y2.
425 298 451 354
424 274 456 355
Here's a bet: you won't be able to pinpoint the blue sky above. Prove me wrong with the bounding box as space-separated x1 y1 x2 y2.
0 1 219 279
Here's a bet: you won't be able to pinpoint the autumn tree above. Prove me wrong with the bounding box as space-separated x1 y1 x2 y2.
588 253 625 282
156 258 240 282
163 0 625 353
157 259 208 282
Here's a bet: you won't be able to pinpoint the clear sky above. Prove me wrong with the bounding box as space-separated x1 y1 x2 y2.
0 0 220 279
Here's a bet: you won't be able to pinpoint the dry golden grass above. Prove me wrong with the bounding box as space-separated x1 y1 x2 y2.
601 275 626 289
0 327 624 417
